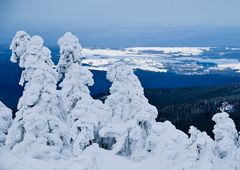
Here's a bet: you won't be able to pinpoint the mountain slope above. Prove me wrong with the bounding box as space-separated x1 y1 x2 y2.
94 83 240 136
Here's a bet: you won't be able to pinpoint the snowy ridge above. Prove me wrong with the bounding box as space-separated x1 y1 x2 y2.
0 31 240 170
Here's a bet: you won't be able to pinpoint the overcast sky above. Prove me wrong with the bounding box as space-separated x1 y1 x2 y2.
1 0 240 30
0 0 240 46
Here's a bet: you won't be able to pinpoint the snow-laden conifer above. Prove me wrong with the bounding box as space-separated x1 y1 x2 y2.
6 35 69 159
212 103 238 159
9 31 30 63
57 32 111 155
0 102 12 147
184 126 214 170
57 32 82 80
100 62 158 159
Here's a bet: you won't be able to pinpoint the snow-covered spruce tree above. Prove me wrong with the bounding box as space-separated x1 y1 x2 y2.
56 32 82 80
184 126 214 170
100 62 158 159
0 102 12 147
57 32 111 155
6 31 32 149
9 31 30 63
63 63 100 156
57 32 87 115
65 65 112 155
6 35 69 159
212 102 238 160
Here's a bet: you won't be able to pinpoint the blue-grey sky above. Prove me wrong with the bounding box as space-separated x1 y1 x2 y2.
1 0 240 30
0 0 240 46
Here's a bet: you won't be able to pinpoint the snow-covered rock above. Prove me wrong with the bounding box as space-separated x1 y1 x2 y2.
148 121 188 159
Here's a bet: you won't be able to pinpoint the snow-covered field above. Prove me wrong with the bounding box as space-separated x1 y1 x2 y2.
81 47 240 75
0 143 234 170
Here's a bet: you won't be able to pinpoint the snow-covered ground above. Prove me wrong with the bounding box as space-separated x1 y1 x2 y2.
0 145 230 170
81 47 240 75
0 145 186 170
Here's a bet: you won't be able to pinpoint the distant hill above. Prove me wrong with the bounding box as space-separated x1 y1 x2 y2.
94 83 240 137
